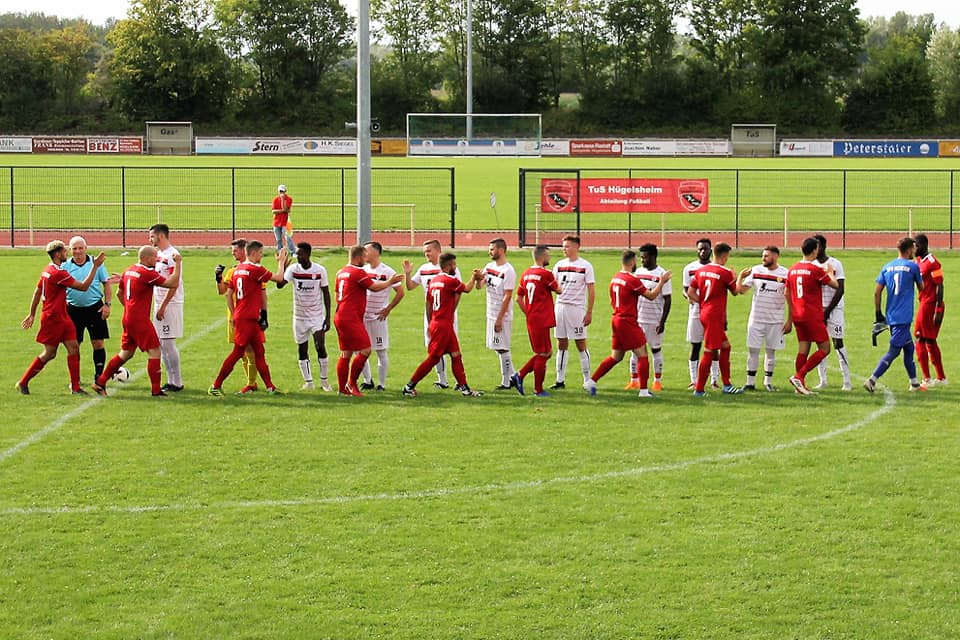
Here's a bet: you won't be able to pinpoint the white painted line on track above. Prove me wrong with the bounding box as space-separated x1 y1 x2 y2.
0 384 896 518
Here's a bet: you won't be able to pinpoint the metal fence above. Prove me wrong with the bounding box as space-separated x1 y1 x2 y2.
2 166 456 248
520 168 960 250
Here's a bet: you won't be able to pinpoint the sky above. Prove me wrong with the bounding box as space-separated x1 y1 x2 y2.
3 0 960 31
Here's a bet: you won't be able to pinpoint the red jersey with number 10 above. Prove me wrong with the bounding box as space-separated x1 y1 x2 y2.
786 260 832 322
121 263 168 326
518 267 559 328
610 272 649 319
690 263 736 322
228 261 273 321
427 273 466 328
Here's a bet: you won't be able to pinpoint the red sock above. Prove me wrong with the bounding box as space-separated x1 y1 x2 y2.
637 356 650 389
254 354 274 389
336 356 350 392
591 356 617 382
929 342 946 379
214 346 246 388
148 357 162 394
795 353 808 378
519 356 535 379
916 341 930 379
451 355 467 387
20 356 46 386
534 355 547 393
410 355 440 386
799 349 827 378
696 352 714 392
719 346 731 385
67 353 81 391
99 355 124 386
349 353 369 388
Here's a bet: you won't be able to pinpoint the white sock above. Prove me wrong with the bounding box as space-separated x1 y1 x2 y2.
579 350 591 383
556 349 569 383
817 359 828 385
436 356 448 386
629 353 638 378
711 360 720 383
299 359 312 383
764 349 776 384
688 359 698 383
376 349 388 387
318 357 329 381
498 351 514 386
837 347 851 384
746 348 760 386
361 359 373 385
652 349 664 378
160 339 181 386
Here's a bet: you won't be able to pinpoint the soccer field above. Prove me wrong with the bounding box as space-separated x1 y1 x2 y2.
1 245 958 638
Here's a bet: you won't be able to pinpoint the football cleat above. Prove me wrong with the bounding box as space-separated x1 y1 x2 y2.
789 376 812 395
813 381 828 390
266 387 283 395
92 382 108 396
301 381 315 390
841 382 854 391
401 384 417 397
637 389 656 398
763 383 779 392
549 381 566 390
236 384 258 395
722 384 743 395
583 380 597 396
742 384 757 391
651 380 664 392
433 382 450 390
71 388 89 396
319 379 332 392
161 383 184 392
152 390 168 397
624 380 641 390
534 390 550 397
692 390 707 398
359 381 375 391
207 386 224 397
510 373 525 396
862 378 876 394
375 385 386 392
15 382 30 395
460 386 483 397
909 382 927 392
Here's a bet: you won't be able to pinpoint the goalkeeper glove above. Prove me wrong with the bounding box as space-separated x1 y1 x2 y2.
259 308 269 331
875 309 885 324
871 320 889 347
215 264 225 283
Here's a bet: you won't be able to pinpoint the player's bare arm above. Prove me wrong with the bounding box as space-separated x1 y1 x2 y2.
495 287 513 332
369 273 404 293
641 270 672 301
735 266 752 294
658 294 672 334
69 252 107 293
783 296 794 335
401 259 418 290
21 287 42 329
376 283 404 321
100 279 113 319
584 282 596 326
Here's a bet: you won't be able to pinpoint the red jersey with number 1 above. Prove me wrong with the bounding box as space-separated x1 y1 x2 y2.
690 263 736 323
228 261 273 321
786 260 832 323
121 263 168 326
518 267 559 328
38 264 77 323
427 273 466 328
610 272 649 320
334 264 375 325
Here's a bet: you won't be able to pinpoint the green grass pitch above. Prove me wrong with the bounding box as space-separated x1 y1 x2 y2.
2 242 959 638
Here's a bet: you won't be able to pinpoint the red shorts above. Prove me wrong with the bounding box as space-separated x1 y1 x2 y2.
611 316 646 352
794 319 828 344
914 303 942 340
427 322 460 357
121 323 161 352
232 318 265 349
527 324 553 354
701 315 728 351
36 314 77 346
334 317 370 352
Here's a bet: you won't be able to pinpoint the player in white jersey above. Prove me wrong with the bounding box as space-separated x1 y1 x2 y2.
682 238 719 388
551 235 596 388
403 239 462 389
359 241 405 391
627 243 672 391
813 234 851 390
149 224 184 392
735 245 788 391
277 242 331 390
478 238 517 389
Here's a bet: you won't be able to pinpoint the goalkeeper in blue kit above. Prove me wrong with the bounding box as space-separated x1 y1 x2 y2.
864 237 925 392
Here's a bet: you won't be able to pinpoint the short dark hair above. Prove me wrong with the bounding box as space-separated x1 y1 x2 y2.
296 241 312 256
638 243 658 258
533 245 550 261
898 237 916 253
231 238 247 248
714 242 732 257
149 223 170 237
763 245 780 255
621 249 637 265
696 238 712 248
914 233 929 249
349 245 365 260
364 241 383 254
801 237 819 255
246 240 264 253
423 239 441 250
489 238 507 251
813 234 827 250
562 235 581 246
439 252 456 269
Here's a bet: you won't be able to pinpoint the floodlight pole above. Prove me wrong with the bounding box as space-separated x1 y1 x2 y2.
357 0 372 245
466 0 473 140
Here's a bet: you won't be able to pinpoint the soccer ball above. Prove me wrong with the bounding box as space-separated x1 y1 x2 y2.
112 367 131 383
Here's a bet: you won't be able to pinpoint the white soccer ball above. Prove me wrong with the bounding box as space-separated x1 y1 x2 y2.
113 366 131 383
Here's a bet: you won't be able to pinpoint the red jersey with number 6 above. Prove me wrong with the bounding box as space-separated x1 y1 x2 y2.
518 267 559 328
121 263 168 326
228 261 273 321
786 260 832 323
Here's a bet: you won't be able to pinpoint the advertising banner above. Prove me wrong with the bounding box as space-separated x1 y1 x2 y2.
195 138 250 154
674 139 731 156
86 137 143 154
0 137 32 153
622 140 679 156
833 140 938 158
539 139 570 156
938 141 960 157
195 137 358 155
569 139 623 157
32 137 87 153
779 140 834 157
408 138 538 156
379 139 408 155
541 178 709 214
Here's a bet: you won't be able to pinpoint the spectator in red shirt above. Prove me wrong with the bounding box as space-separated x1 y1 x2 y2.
271 184 295 254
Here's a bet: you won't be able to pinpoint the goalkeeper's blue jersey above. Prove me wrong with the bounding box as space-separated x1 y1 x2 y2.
875 258 922 325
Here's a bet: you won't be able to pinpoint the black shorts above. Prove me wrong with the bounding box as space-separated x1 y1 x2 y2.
67 302 110 343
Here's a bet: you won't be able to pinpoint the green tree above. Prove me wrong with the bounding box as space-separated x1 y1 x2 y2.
926 26 960 125
41 24 101 119
100 0 232 122
0 29 53 130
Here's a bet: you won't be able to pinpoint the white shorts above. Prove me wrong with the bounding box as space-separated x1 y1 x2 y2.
365 316 389 350
686 312 704 344
154 302 183 339
486 317 513 350
640 322 663 349
423 314 458 347
293 315 326 345
746 321 785 351
554 304 587 340
826 308 845 339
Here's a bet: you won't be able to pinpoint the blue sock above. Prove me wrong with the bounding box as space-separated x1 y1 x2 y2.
873 345 902 379
902 341 917 379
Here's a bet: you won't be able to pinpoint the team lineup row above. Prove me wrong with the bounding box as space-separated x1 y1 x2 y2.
15 228 947 398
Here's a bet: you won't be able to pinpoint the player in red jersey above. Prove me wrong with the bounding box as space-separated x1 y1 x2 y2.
783 236 839 395
333 245 403 396
92 245 181 396
584 250 672 398
913 233 947 385
687 242 742 396
208 242 288 395
401 252 484 397
512 245 562 396
18 240 106 395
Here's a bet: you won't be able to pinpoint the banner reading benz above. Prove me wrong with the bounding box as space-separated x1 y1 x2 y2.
541 178 709 214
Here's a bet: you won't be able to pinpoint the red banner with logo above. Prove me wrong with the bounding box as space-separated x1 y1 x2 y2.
541 178 709 213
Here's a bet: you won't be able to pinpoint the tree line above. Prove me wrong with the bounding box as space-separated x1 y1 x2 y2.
2 1 960 137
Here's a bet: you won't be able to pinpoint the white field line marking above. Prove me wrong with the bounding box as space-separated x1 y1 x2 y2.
0 384 896 518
